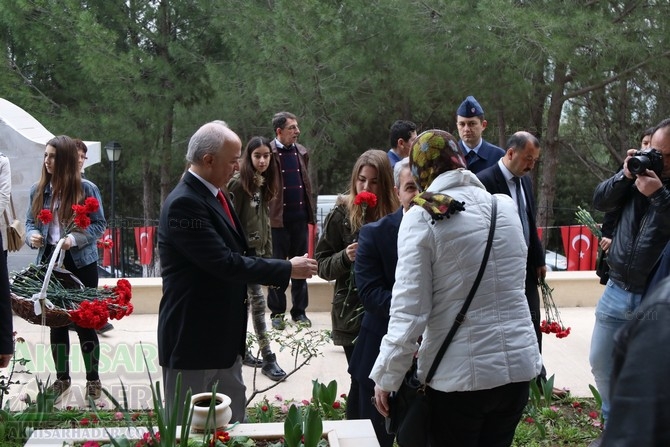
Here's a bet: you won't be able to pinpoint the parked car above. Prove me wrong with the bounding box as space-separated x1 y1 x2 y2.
545 250 568 271
315 194 338 240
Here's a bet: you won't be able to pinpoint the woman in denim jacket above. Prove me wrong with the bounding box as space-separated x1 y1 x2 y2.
25 135 106 401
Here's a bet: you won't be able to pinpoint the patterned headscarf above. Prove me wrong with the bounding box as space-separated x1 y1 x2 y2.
410 129 466 222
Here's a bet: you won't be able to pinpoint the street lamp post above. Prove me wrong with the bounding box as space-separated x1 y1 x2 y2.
105 141 122 278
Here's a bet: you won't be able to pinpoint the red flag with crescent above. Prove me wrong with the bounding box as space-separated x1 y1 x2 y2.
134 226 155 265
560 225 599 271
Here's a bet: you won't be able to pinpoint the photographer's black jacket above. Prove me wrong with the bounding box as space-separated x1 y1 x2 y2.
593 170 670 293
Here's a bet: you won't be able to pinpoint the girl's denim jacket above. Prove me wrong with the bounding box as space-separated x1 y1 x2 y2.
24 179 106 269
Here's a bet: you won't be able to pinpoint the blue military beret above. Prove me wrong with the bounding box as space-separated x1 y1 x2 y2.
457 96 484 118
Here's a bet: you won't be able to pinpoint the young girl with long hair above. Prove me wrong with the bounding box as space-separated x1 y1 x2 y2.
227 136 286 381
25 135 106 400
315 148 399 418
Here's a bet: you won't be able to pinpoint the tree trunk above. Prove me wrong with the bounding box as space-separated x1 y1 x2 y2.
537 63 568 232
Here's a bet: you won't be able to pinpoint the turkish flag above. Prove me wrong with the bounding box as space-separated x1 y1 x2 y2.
101 228 120 267
561 225 599 271
134 226 155 265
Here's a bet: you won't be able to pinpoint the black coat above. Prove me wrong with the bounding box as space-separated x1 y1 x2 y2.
158 172 291 370
0 233 12 356
593 171 670 293
603 275 670 446
350 207 403 385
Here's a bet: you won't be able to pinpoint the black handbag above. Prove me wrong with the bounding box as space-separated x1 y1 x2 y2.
386 197 498 447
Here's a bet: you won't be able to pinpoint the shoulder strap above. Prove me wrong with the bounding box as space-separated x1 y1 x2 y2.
425 195 498 384
10 195 17 219
3 194 17 223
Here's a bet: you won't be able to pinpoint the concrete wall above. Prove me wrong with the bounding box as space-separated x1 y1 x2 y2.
100 270 604 314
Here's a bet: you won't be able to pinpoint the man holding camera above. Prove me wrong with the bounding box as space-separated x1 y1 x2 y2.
589 119 670 445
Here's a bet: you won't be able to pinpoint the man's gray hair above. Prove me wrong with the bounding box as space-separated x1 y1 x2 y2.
186 121 229 164
393 157 411 188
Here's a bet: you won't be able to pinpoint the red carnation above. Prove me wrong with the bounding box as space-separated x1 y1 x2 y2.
354 191 377 208
84 197 100 213
72 204 87 215
38 209 53 224
74 214 92 230
69 300 110 330
97 239 113 249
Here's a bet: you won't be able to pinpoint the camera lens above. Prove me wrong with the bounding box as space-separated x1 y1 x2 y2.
627 155 649 175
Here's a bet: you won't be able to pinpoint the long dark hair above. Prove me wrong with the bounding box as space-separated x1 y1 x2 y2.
346 149 400 233
31 135 83 224
237 136 278 202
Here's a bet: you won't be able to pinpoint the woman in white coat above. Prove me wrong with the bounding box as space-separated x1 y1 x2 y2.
370 129 541 447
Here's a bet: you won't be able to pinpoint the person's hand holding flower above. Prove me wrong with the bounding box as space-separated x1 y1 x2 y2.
37 197 99 250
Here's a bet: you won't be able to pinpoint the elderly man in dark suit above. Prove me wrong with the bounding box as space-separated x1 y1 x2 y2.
456 95 505 174
158 121 317 422
351 158 418 447
477 131 565 397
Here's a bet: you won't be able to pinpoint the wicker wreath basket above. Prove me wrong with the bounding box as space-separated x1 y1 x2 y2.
10 240 84 328
11 292 72 327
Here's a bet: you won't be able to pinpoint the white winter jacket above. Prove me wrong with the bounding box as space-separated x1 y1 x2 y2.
370 169 542 393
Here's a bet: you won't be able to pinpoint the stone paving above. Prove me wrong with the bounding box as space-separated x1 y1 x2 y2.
8 307 597 411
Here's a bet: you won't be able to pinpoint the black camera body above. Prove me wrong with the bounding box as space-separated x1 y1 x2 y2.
627 148 663 176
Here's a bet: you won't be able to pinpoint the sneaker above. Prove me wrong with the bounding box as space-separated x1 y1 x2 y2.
49 378 71 399
271 316 286 330
293 314 312 327
87 380 102 400
96 323 114 335
243 349 263 367
261 354 287 382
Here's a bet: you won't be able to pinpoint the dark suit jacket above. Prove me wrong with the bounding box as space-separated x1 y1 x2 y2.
477 164 545 272
460 139 505 174
349 207 403 386
158 172 292 370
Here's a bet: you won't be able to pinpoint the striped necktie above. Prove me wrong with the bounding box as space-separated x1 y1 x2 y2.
512 177 530 245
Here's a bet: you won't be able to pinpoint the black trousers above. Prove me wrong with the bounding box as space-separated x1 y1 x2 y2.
342 344 362 422
427 381 529 447
43 246 100 381
267 220 309 320
526 266 547 382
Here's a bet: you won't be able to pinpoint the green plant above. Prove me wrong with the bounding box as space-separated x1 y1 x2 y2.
245 324 331 405
0 378 57 444
0 332 31 410
311 380 341 420
250 398 275 423
283 404 324 447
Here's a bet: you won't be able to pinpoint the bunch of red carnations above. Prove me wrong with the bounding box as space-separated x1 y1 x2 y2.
540 278 571 339
68 278 134 330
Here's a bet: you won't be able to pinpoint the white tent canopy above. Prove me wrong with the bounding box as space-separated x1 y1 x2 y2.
0 98 101 224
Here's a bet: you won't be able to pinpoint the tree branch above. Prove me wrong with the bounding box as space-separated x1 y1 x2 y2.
563 50 670 102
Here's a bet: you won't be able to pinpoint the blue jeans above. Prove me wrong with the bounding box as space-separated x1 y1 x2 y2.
589 280 642 421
